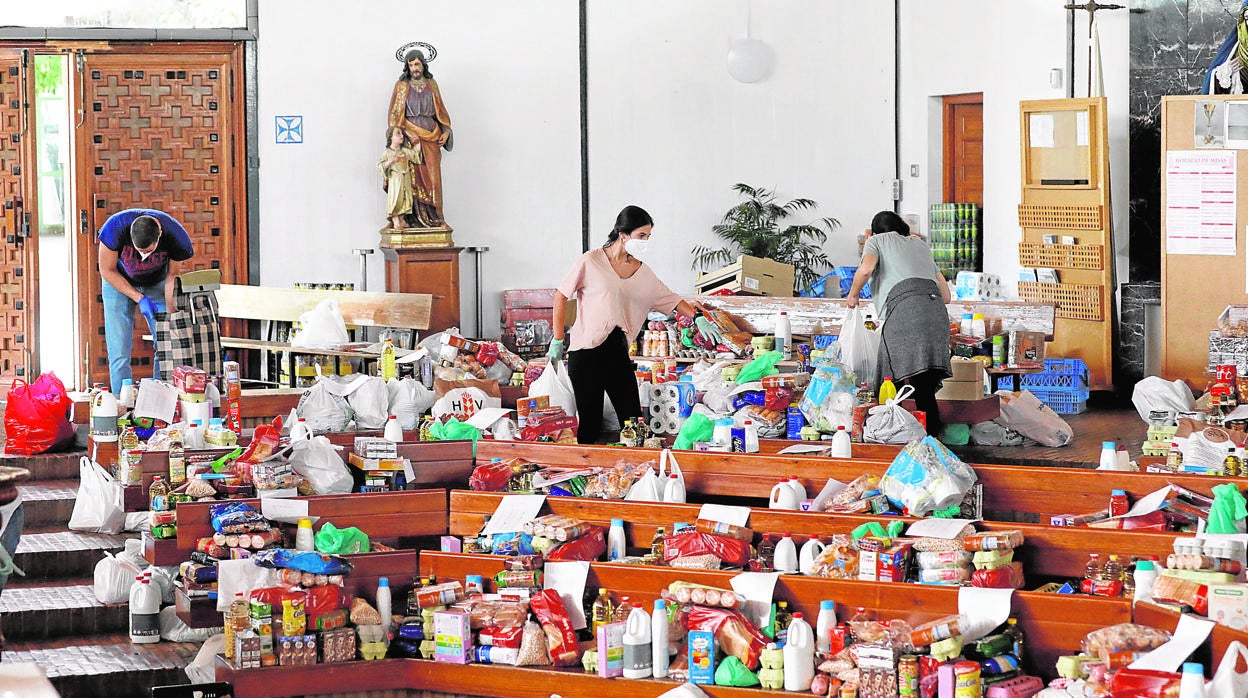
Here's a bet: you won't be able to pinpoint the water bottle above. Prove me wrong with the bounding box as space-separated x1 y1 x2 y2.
91 388 119 438
743 420 759 454
652 599 670 678
608 519 627 561
1178 662 1205 698
383 415 403 442
815 600 837 653
129 574 161 644
118 378 138 410
296 518 315 552
662 474 686 503
773 533 798 573
1097 441 1117 471
830 425 852 458
1132 560 1157 605
289 418 310 443
959 312 974 335
376 577 392 638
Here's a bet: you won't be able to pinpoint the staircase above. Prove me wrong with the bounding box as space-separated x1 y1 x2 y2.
1 450 201 697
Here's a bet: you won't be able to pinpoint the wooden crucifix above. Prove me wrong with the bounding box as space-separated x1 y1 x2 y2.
1064 1 1128 96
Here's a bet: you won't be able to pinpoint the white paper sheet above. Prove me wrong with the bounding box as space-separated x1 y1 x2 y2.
1128 614 1214 672
1165 150 1238 256
1076 110 1089 147
957 587 1013 642
809 478 848 513
216 559 280 611
395 346 428 365
465 407 513 430
480 494 546 535
907 518 976 539
134 378 178 423
730 571 781 630
543 560 591 630
1117 485 1173 519
1029 114 1054 148
260 498 313 524
776 444 831 455
697 503 751 528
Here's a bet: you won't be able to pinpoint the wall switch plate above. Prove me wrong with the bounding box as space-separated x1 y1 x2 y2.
910 164 920 177
890 179 902 200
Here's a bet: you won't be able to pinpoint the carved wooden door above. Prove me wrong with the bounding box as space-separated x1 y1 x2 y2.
0 50 38 389
75 43 247 388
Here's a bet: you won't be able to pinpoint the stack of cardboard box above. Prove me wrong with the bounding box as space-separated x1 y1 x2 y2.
936 357 985 401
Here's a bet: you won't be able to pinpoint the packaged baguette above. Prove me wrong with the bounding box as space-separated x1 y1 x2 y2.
664 581 741 609
1150 574 1208 615
693 518 754 542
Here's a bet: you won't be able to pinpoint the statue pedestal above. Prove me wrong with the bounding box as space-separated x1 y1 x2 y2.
380 243 464 334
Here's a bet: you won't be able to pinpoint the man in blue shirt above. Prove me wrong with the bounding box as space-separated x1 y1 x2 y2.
97 209 195 392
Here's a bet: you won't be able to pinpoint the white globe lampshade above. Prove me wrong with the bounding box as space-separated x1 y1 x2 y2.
726 38 771 83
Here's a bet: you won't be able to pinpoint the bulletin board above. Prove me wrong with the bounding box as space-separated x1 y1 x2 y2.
1160 94 1248 387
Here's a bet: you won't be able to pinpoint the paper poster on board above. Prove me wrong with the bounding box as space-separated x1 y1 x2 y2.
1195 101 1227 149
1165 150 1237 256
1228 102 1248 149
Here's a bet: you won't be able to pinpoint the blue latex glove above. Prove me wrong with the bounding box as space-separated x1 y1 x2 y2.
138 296 158 320
694 316 724 345
547 338 565 361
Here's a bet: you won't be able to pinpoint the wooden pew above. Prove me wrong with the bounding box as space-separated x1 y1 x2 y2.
447 491 1177 585
419 550 1127 682
143 489 448 567
475 441 1246 524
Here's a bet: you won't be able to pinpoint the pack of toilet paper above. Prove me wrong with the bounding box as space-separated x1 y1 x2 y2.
954 271 1002 301
647 382 695 434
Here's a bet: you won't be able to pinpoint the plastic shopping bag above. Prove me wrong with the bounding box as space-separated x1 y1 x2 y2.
798 357 856 433
837 307 880 388
1130 376 1194 423
863 385 926 444
288 436 353 494
879 436 978 516
4 373 75 455
994 390 1073 447
345 375 389 430
291 298 350 349
387 377 435 430
68 457 126 534
93 551 142 603
529 359 577 417
296 378 354 433
1209 641 1248 697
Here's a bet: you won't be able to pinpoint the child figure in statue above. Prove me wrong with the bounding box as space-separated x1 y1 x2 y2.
378 126 422 230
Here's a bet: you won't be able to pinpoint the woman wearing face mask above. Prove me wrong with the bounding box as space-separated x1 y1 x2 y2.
550 205 722 443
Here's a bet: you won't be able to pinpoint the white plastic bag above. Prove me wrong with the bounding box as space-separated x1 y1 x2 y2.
863 385 926 444
159 606 221 643
432 386 496 422
148 565 178 605
799 358 856 432
968 420 1032 447
994 390 1073 447
529 360 577 417
1131 376 1194 423
288 435 352 494
658 683 711 698
387 377 435 430
93 551 142 603
68 456 125 534
879 435 978 516
1210 640 1248 697
185 633 226 684
346 375 389 430
837 307 880 387
296 379 354 433
290 298 350 349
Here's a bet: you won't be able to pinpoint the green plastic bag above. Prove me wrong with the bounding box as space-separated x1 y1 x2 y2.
939 423 970 447
314 521 371 554
673 413 713 450
1207 482 1248 534
735 351 783 384
429 418 483 455
714 655 761 687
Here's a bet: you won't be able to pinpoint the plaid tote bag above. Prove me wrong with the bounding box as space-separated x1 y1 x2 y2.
154 291 223 381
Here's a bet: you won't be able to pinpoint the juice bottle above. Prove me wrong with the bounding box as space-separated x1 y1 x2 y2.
878 376 897 404
591 588 615 637
148 476 171 512
614 596 632 623
755 534 776 572
167 431 186 485
380 338 397 382
773 601 793 647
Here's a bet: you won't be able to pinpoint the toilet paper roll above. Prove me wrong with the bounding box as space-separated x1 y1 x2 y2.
649 384 667 401
650 402 666 418
665 416 685 434
181 399 212 426
649 416 668 434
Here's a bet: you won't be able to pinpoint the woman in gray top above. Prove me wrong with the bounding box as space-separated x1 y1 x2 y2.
846 211 952 436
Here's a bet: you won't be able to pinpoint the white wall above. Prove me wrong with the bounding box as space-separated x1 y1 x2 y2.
898 0 1069 298
255 0 582 336
586 0 896 290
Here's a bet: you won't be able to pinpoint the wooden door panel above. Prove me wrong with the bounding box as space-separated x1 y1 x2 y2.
944 96 984 206
77 45 246 388
0 51 36 386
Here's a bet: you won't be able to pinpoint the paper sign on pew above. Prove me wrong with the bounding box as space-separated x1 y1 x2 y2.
697 503 751 528
481 494 546 535
260 498 319 525
544 561 591 630
907 518 978 539
809 479 848 512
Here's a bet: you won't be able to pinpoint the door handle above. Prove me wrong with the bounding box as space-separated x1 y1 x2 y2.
80 209 89 235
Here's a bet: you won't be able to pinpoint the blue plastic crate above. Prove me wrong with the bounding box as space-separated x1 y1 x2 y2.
997 358 1090 392
1027 388 1089 415
799 272 836 298
830 267 870 299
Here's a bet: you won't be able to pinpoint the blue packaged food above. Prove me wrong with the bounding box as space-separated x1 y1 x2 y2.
786 407 805 440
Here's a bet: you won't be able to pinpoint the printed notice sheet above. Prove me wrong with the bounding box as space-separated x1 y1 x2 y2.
1165 150 1237 255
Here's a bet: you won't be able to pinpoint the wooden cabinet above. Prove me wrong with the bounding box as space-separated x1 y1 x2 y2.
381 245 463 333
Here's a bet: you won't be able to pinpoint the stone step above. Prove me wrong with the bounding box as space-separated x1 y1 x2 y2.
3 633 200 698
0 449 87 482
16 478 79 528
0 583 128 640
13 529 136 581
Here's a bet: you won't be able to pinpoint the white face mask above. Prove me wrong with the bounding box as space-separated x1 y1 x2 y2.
624 237 649 259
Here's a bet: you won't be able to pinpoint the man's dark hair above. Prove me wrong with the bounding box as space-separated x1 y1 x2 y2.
870 210 910 237
131 215 162 249
400 50 433 80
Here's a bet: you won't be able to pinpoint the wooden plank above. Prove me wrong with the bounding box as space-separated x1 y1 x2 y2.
448 491 1177 582
419 550 1127 680
215 283 432 330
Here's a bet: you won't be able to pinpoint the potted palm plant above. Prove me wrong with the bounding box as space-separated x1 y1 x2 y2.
691 183 839 294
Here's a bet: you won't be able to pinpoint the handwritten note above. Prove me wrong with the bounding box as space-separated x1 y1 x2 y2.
134 379 178 424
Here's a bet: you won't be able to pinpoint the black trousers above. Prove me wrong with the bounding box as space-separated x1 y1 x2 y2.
567 327 640 444
902 370 944 437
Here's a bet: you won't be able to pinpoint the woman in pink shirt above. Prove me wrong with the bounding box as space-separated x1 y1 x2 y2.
551 206 722 443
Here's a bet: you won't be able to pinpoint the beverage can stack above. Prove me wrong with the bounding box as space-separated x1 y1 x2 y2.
928 202 982 279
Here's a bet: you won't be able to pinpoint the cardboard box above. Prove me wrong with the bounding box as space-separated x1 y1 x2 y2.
695 255 795 297
347 452 410 472
935 378 985 401
1007 331 1046 367
433 609 471 663
596 621 625 678
687 630 716 685
950 357 982 382
1208 583 1248 630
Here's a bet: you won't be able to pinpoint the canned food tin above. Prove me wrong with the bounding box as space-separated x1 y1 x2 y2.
953 660 981 698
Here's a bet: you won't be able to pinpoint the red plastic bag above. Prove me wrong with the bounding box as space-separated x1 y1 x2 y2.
545 527 606 562
686 605 766 669
663 531 751 567
469 459 513 491
529 588 580 666
4 373 75 455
